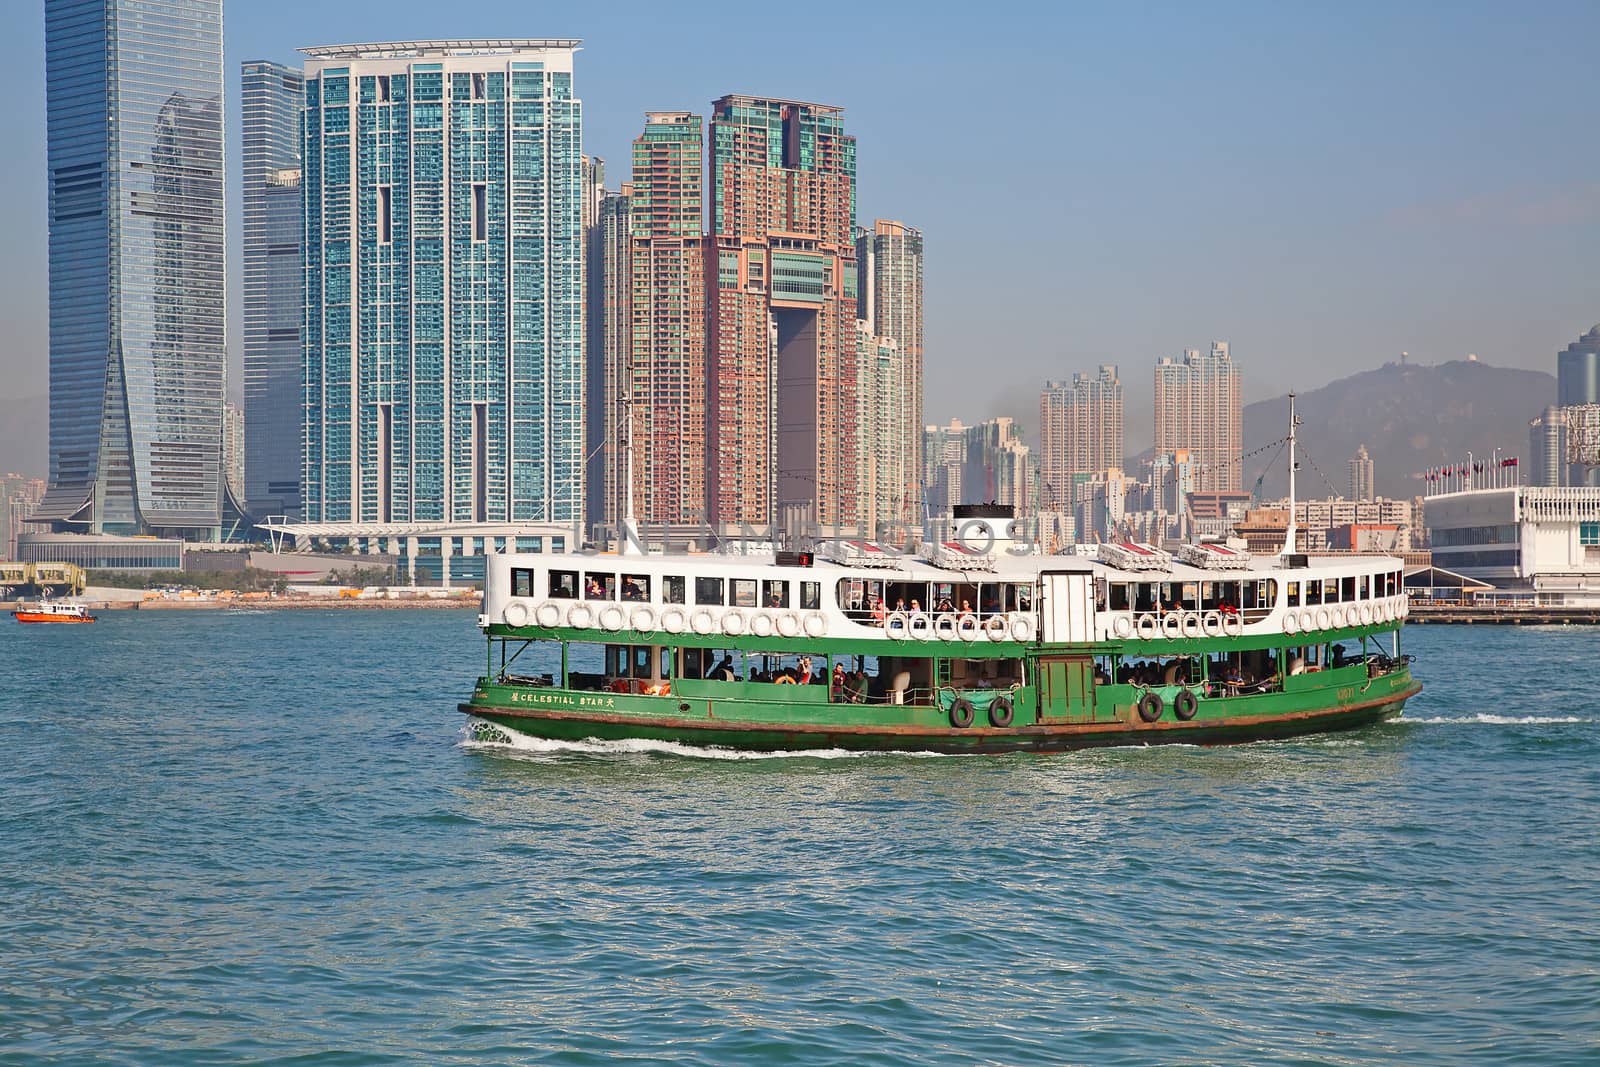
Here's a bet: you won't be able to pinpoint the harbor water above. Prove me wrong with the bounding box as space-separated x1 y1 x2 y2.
1 611 1596 1065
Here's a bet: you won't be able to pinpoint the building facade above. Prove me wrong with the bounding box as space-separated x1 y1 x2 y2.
856 220 923 533
241 58 305 521
1153 342 1242 492
1425 486 1600 601
855 323 903 539
1040 365 1123 512
706 95 858 527
1557 325 1600 407
1349 444 1374 501
35 0 226 538
300 41 585 529
222 401 245 497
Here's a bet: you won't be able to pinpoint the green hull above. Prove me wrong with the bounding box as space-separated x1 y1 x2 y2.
460 671 1421 756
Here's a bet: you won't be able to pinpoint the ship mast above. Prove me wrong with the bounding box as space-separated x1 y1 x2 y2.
1282 391 1299 556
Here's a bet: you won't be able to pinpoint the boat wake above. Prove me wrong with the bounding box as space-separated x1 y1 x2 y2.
457 718 947 761
1404 713 1592 725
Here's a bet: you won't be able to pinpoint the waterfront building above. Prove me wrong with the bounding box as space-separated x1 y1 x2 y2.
34 0 226 539
223 402 245 497
1425 485 1600 602
2 475 47 560
1153 342 1242 492
241 59 305 521
1251 496 1416 552
617 112 707 528
857 220 924 532
300 40 585 532
706 95 858 528
1349 444 1375 502
1040 366 1124 512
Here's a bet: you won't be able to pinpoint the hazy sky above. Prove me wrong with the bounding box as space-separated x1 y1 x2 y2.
1 0 1596 448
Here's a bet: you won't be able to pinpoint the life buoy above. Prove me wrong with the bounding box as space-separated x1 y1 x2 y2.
934 613 959 641
989 695 1015 728
661 607 688 634
907 611 934 641
1202 610 1223 638
801 612 826 639
949 697 976 729
1316 607 1332 631
1359 603 1373 626
535 602 562 628
884 610 909 639
690 608 715 635
1223 612 1244 638
1138 690 1164 723
776 612 801 638
1112 615 1135 639
1136 613 1158 640
631 605 657 634
1173 688 1198 721
566 603 593 629
1180 612 1203 639
750 611 775 638
503 600 530 627
1299 609 1317 632
1009 615 1034 643
1399 598 1409 619
598 605 626 632
1283 610 1299 635
984 615 1009 641
1162 612 1183 640
722 608 747 636
957 615 982 642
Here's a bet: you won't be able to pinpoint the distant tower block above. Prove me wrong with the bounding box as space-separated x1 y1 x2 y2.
1564 404 1600 469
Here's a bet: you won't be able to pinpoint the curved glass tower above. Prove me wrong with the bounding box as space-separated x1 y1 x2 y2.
36 0 225 538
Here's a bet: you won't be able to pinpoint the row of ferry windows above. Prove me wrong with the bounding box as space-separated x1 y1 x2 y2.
1104 570 1402 612
520 568 823 610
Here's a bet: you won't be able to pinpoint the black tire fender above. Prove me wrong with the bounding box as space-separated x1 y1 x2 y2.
1173 688 1198 721
988 695 1014 728
949 697 976 729
1137 690 1164 723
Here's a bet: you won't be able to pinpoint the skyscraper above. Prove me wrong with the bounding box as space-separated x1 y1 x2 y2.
855 322 903 538
706 96 858 528
1349 444 1374 501
617 112 707 527
591 186 633 528
1153 342 1242 492
857 220 923 533
241 58 305 520
301 40 585 527
222 401 245 497
1557 325 1600 407
34 0 226 538
1039 365 1124 511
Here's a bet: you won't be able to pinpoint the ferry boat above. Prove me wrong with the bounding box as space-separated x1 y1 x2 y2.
458 516 1420 754
12 601 97 624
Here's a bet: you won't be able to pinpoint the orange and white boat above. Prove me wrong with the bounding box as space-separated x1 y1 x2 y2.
12 601 97 624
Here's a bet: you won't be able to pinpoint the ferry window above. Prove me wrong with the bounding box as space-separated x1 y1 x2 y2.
1304 581 1321 606
732 579 758 608
549 570 578 599
978 584 1001 615
622 574 650 602
800 581 821 610
1341 576 1356 602
695 576 724 605
1323 579 1338 603
1010 583 1034 612
1286 580 1299 607
1359 575 1370 599
584 573 616 600
511 568 534 598
663 576 686 604
1110 584 1131 611
762 579 789 608
633 646 653 676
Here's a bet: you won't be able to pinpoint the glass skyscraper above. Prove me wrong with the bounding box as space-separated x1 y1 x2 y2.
36 0 226 537
301 41 585 526
242 59 305 521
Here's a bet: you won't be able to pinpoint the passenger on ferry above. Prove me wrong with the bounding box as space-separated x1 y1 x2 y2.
959 599 974 618
872 597 887 624
623 579 645 602
935 594 954 612
910 599 922 613
713 654 735 682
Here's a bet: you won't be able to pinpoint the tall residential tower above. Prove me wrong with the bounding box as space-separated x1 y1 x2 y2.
857 220 923 534
300 40 585 528
1153 342 1242 493
241 58 305 520
1039 366 1124 511
35 0 226 537
706 95 858 528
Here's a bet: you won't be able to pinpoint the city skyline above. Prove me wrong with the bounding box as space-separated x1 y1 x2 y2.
4 1 1599 480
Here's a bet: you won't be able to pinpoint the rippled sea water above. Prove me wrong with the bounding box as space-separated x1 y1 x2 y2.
1 610 1596 1065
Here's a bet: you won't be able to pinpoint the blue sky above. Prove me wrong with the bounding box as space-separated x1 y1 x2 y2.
2 0 1597 447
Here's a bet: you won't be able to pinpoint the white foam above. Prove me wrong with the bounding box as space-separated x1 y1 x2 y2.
457 719 950 761
1403 714 1592 725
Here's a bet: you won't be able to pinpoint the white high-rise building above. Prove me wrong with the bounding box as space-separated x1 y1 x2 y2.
1040 365 1123 512
1154 341 1242 492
